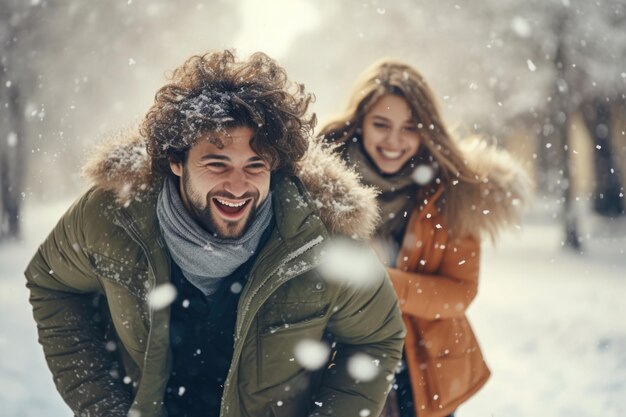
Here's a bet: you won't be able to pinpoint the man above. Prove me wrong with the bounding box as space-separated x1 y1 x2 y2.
24 50 404 417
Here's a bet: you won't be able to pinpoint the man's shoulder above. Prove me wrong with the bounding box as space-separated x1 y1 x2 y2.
80 185 120 209
77 184 158 222
74 186 157 267
69 186 134 246
294 142 380 240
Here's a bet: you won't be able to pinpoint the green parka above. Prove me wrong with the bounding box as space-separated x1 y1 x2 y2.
24 135 405 417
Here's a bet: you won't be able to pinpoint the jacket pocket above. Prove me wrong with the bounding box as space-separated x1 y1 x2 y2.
267 371 314 417
417 317 474 358
99 278 150 354
257 313 328 391
239 368 319 417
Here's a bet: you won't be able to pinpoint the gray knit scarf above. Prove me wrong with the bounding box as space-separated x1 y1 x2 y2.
345 140 418 237
344 140 418 266
156 177 273 296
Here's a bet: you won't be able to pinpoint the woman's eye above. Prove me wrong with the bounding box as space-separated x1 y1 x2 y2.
373 122 390 129
403 125 418 132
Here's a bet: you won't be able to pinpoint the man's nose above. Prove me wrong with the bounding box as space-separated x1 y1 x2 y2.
223 169 248 198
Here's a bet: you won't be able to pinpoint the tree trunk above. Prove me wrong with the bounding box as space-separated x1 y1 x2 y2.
560 114 581 250
0 59 25 239
535 115 564 195
549 106 580 250
580 99 625 217
553 33 581 250
0 1 35 240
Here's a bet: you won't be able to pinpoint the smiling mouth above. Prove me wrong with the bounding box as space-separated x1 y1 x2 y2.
212 197 253 220
378 147 405 160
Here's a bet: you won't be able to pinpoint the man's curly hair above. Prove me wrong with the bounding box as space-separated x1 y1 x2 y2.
141 50 316 177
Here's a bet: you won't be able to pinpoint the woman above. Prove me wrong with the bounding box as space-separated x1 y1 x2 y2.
319 60 530 417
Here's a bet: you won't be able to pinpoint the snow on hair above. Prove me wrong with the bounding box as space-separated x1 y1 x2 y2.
141 50 316 177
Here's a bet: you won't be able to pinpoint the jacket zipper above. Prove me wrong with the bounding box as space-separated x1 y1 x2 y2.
235 234 324 338
221 234 324 417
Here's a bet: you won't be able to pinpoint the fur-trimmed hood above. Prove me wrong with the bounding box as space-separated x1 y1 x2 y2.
81 130 381 240
440 138 533 241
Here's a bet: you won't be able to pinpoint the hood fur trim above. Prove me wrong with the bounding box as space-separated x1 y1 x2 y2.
446 137 533 241
81 130 380 240
81 128 153 205
295 142 380 239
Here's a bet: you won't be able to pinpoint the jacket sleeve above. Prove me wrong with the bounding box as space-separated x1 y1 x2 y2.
310 250 405 417
387 235 481 320
24 189 132 417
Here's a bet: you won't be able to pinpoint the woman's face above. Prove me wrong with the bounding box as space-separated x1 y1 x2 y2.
361 94 421 174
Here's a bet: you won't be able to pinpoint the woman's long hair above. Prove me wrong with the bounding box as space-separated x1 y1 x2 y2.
319 59 482 236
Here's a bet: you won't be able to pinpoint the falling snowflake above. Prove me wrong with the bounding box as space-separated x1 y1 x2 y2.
294 339 330 370
412 164 435 185
511 16 531 38
347 353 379 382
318 239 382 289
230 282 243 294
148 283 177 310
7 132 17 147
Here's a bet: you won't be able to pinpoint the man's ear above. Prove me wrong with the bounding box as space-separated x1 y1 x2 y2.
169 158 183 177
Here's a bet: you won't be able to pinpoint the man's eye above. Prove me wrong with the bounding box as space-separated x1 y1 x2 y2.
247 163 268 171
207 162 226 169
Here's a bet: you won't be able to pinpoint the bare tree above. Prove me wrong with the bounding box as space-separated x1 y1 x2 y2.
0 1 43 239
497 0 626 248
580 99 625 217
0 0 238 240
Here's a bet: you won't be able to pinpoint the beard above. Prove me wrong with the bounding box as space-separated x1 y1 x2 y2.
180 168 261 239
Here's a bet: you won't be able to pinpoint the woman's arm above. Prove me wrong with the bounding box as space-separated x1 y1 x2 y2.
387 235 480 320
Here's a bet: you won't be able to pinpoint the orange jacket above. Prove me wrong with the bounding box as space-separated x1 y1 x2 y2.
389 187 490 417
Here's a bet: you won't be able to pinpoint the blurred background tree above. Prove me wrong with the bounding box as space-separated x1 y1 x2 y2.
286 0 626 249
0 0 237 239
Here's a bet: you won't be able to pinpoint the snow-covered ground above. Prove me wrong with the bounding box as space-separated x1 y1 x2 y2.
0 200 73 417
463 211 626 417
1 201 625 417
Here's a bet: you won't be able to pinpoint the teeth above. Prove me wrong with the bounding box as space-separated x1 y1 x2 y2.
216 198 246 208
380 149 403 159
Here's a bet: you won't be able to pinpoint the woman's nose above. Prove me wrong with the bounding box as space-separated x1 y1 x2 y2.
385 129 404 146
